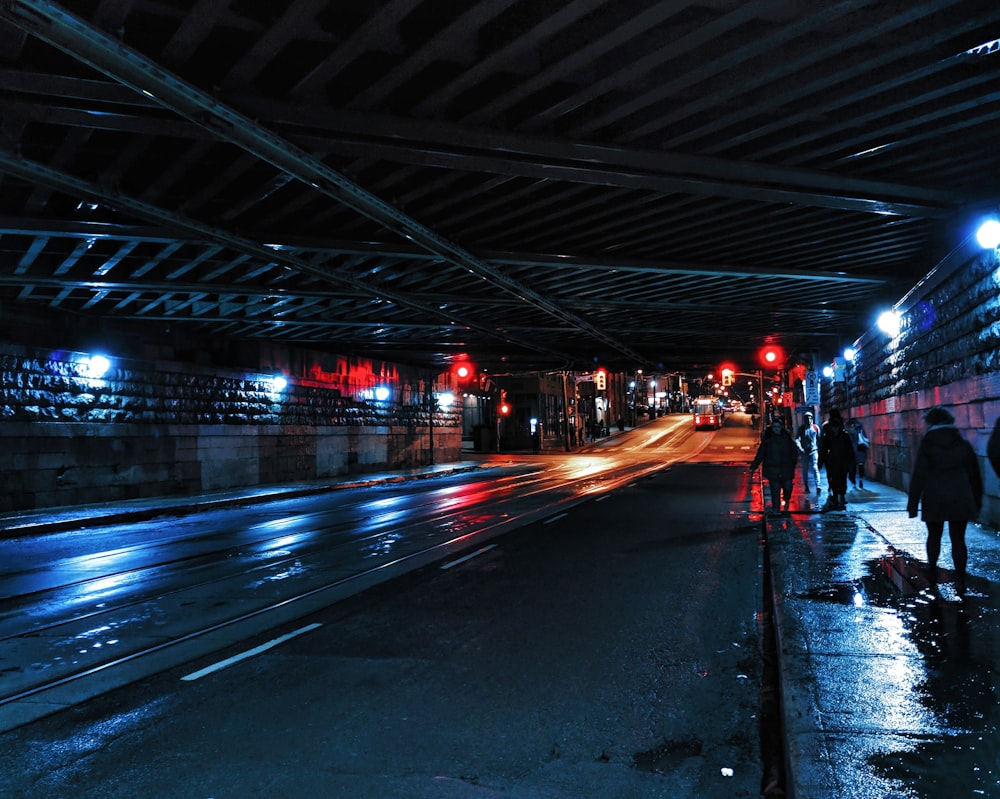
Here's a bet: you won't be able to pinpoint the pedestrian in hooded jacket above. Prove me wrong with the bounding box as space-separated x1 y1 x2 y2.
907 406 982 595
750 416 798 515
818 408 855 510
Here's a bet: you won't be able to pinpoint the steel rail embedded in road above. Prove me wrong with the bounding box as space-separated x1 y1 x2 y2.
0 455 671 732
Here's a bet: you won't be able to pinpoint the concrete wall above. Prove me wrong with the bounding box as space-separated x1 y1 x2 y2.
0 341 460 512
845 241 1000 528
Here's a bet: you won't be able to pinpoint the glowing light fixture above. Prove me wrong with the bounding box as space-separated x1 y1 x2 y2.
438 392 455 408
976 218 1000 249
877 310 901 337
81 354 111 378
374 386 390 401
965 39 1000 57
269 375 287 392
843 347 856 363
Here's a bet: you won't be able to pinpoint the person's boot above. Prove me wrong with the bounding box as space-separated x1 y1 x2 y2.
955 574 966 596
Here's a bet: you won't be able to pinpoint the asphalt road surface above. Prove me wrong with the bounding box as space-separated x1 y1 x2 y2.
0 416 767 798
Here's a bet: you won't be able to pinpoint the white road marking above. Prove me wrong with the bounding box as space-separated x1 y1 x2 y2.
180 622 322 681
440 544 497 569
543 513 569 524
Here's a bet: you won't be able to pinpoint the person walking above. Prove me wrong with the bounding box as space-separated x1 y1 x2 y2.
817 408 854 510
795 411 821 496
750 417 799 516
906 406 982 595
845 416 871 489
988 416 1000 477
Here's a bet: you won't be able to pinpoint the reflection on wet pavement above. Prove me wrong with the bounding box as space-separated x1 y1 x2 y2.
811 563 999 797
774 500 999 799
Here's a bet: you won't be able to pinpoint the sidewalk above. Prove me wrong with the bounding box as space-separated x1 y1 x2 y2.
768 476 1000 798
0 461 489 537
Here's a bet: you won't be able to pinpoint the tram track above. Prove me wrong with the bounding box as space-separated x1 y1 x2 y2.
0 458 668 732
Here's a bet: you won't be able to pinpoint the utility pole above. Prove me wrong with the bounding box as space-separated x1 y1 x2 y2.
425 372 435 466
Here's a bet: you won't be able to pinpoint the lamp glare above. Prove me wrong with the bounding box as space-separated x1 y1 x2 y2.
975 219 1000 249
84 355 111 378
877 310 901 336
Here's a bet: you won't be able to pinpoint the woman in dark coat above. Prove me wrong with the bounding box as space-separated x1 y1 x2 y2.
818 408 855 510
907 406 982 595
750 417 799 515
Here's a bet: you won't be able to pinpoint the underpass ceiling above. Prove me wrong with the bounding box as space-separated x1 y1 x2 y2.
0 0 998 375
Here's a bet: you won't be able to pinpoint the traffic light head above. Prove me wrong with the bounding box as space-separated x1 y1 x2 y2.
757 344 786 369
452 360 478 391
499 401 511 416
595 368 607 391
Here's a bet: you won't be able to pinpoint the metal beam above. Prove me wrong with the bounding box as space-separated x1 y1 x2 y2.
0 149 578 366
0 0 649 367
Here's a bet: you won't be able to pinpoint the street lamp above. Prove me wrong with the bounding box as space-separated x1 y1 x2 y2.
976 218 1000 249
877 310 901 337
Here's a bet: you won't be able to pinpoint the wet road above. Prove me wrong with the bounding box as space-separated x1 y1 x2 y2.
0 419 765 798
5 411 998 797
0 414 746 729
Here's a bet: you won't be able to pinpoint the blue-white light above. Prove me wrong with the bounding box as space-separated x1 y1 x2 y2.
843 347 856 363
81 354 111 378
374 386 390 402
437 392 455 408
976 219 1000 249
877 310 901 336
270 375 288 392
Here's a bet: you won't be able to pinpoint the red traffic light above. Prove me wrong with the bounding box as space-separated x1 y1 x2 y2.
757 344 786 369
499 402 511 416
452 360 478 389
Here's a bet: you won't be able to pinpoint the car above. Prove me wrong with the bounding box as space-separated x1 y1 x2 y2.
692 398 724 430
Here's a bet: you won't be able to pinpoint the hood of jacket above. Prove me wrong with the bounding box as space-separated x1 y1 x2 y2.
921 425 968 468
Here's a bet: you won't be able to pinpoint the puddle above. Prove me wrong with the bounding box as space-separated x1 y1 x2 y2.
794 554 1000 798
871 730 1000 797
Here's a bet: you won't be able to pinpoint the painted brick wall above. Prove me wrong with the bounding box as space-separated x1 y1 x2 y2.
847 243 1000 527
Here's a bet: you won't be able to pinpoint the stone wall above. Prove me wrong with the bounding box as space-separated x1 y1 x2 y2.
845 240 1000 527
0 342 460 512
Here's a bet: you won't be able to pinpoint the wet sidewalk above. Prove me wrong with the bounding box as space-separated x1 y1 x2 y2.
769 478 1000 798
0 461 489 537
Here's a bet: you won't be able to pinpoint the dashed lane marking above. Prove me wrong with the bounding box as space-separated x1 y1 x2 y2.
440 544 497 569
180 622 323 681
